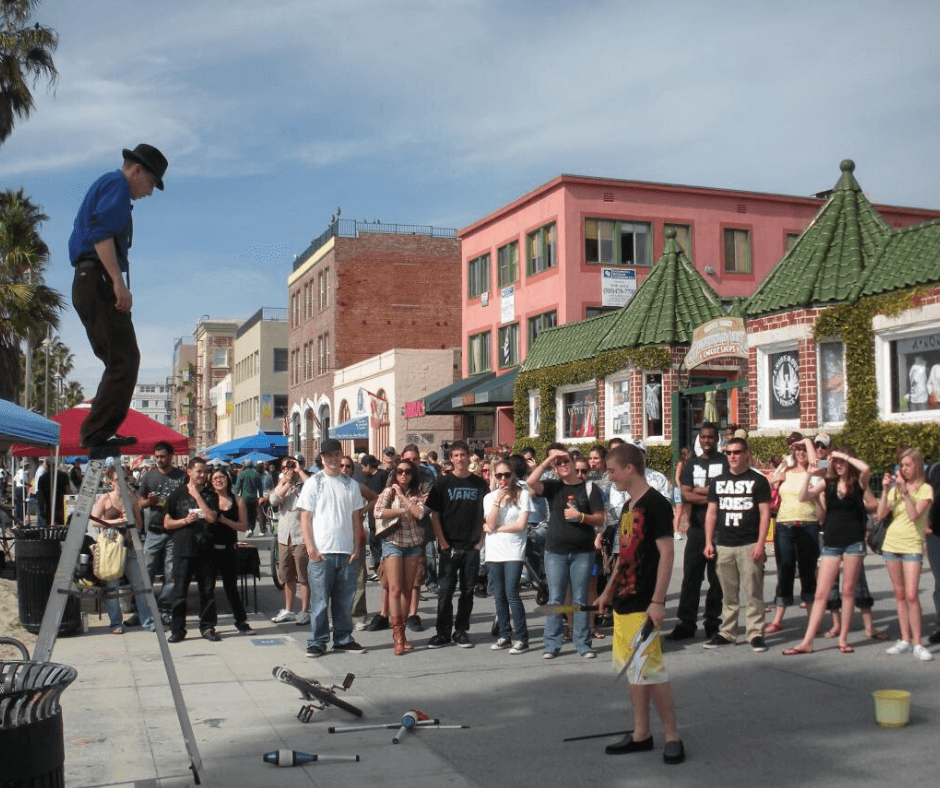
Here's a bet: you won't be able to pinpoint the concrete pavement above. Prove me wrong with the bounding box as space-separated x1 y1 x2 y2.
42 536 939 787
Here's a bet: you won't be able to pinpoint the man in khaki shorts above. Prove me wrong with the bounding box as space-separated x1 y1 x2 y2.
269 455 311 625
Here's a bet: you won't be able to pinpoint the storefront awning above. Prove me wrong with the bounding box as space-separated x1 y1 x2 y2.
331 416 369 440
406 373 496 417
449 368 519 411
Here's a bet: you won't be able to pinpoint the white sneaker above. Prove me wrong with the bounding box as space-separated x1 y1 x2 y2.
271 609 296 624
886 640 912 655
913 644 934 662
245 530 254 538
295 611 311 625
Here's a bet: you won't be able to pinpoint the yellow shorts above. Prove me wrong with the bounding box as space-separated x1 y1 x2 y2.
613 612 668 685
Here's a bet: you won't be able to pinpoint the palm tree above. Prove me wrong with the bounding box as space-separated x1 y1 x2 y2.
0 187 64 403
0 0 58 145
61 379 84 408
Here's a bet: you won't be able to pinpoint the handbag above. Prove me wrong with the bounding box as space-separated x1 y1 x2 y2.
375 492 402 538
867 513 890 555
92 527 127 581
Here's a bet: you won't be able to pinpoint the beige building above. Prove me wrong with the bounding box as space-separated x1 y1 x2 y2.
193 317 242 452
331 348 461 456
231 308 289 440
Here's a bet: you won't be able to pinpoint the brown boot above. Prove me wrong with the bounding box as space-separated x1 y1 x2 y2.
391 617 406 656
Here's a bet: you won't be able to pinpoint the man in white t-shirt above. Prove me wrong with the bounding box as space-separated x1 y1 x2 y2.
297 438 367 657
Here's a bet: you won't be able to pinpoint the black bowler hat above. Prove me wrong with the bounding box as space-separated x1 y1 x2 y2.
122 143 168 190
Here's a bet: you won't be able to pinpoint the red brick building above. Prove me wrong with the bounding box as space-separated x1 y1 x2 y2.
286 221 461 459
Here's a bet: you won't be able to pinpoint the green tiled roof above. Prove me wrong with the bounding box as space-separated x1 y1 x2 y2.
852 217 940 299
596 229 725 351
521 310 619 372
745 160 892 316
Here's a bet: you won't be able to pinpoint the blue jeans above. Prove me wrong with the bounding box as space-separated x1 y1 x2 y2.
145 530 175 613
543 550 593 655
926 533 940 629
488 561 528 643
307 553 356 647
773 522 819 606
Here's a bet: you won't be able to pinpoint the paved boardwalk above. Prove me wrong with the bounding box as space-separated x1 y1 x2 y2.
41 538 938 787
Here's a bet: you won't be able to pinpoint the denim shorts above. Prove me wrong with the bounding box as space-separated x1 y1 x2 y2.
821 541 866 558
883 552 923 563
381 542 424 560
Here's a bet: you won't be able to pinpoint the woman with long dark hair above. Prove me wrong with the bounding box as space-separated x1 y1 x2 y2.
783 444 873 654
210 468 251 634
374 458 427 655
484 460 531 653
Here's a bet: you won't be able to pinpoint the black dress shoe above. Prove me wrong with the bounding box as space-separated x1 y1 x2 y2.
123 615 141 627
606 735 654 755
167 632 186 643
83 432 138 449
235 622 253 634
664 625 696 641
201 628 222 642
663 739 685 764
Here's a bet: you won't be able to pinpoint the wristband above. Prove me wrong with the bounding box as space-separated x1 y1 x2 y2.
579 513 584 523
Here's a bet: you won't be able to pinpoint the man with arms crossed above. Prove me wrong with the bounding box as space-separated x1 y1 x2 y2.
596 444 684 764
270 455 311 625
298 439 367 657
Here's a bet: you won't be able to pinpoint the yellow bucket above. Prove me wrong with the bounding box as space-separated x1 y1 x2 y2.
873 690 911 728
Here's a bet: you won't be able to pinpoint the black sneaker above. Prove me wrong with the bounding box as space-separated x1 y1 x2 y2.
123 614 141 627
366 614 389 632
427 634 451 649
749 636 768 653
703 634 735 649
453 631 474 648
235 622 253 634
306 644 325 658
167 631 186 643
406 614 424 632
201 628 222 642
333 640 367 654
928 630 940 645
664 625 696 641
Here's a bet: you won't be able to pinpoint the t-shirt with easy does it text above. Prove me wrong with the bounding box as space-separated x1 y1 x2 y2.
707 468 771 546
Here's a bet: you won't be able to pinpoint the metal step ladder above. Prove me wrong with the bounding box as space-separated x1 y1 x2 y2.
33 445 204 785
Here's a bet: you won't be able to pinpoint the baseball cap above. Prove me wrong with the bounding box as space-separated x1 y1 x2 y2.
814 433 831 448
383 447 396 457
628 438 648 455
320 438 342 454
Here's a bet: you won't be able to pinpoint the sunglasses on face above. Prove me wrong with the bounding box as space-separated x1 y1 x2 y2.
575 468 590 475
554 458 571 467
395 468 413 476
494 472 512 480
726 449 745 456
340 464 353 469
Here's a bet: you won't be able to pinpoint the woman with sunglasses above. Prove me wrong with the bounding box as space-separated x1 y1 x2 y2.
783 444 873 654
374 458 428 655
877 448 934 661
765 432 819 635
483 461 531 653
210 468 251 633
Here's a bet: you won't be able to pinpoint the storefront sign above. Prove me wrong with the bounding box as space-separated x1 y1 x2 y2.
682 317 748 370
601 268 637 307
404 400 425 418
769 350 800 420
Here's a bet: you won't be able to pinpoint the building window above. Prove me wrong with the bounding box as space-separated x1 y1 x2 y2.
527 310 557 351
319 268 330 310
213 347 228 367
786 232 801 253
498 323 518 368
558 384 598 440
886 332 940 414
584 218 651 266
643 372 663 438
497 241 518 288
468 254 490 300
819 342 846 423
274 394 288 418
274 348 288 373
304 283 311 320
468 331 490 375
585 306 618 319
291 350 298 385
527 223 556 276
528 389 540 437
723 228 752 274
665 223 692 255
606 374 631 437
766 348 800 422
318 333 330 375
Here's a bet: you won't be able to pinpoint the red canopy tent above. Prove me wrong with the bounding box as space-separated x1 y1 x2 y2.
11 402 189 458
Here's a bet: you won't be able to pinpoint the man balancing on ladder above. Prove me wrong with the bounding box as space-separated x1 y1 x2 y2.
69 144 168 449
595 443 685 764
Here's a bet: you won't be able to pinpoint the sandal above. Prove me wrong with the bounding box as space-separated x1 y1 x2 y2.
763 623 782 634
838 644 854 653
782 646 813 656
592 630 606 640
823 628 839 639
866 629 889 641
111 626 124 635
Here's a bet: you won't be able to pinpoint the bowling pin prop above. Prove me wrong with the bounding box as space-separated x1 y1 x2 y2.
263 750 360 766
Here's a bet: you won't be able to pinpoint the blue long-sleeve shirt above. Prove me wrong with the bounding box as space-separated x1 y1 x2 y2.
68 170 133 272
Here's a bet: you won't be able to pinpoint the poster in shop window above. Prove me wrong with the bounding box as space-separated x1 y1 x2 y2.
563 389 597 439
892 334 940 412
769 350 800 420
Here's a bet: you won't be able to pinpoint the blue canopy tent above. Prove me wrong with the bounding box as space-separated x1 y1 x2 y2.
238 451 277 465
0 399 60 448
202 432 288 459
330 416 369 441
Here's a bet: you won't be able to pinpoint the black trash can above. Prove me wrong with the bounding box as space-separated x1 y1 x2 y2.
15 528 82 635
0 659 77 788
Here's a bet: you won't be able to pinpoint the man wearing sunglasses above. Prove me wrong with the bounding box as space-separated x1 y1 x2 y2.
528 442 605 659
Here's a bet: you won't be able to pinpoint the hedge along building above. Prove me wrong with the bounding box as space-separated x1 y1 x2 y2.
743 160 940 466
516 227 745 469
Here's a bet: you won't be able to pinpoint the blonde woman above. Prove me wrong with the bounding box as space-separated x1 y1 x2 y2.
878 448 934 661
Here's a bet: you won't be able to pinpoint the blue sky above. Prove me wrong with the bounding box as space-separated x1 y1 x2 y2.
3 0 940 397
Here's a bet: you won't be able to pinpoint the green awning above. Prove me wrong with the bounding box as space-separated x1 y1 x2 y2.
448 368 519 411
406 373 496 416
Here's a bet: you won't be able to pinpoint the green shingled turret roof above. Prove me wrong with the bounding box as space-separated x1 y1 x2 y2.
745 160 892 316
851 217 940 299
522 228 726 372
597 228 725 352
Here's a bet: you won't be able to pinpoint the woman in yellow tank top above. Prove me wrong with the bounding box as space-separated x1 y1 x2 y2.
765 433 820 634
